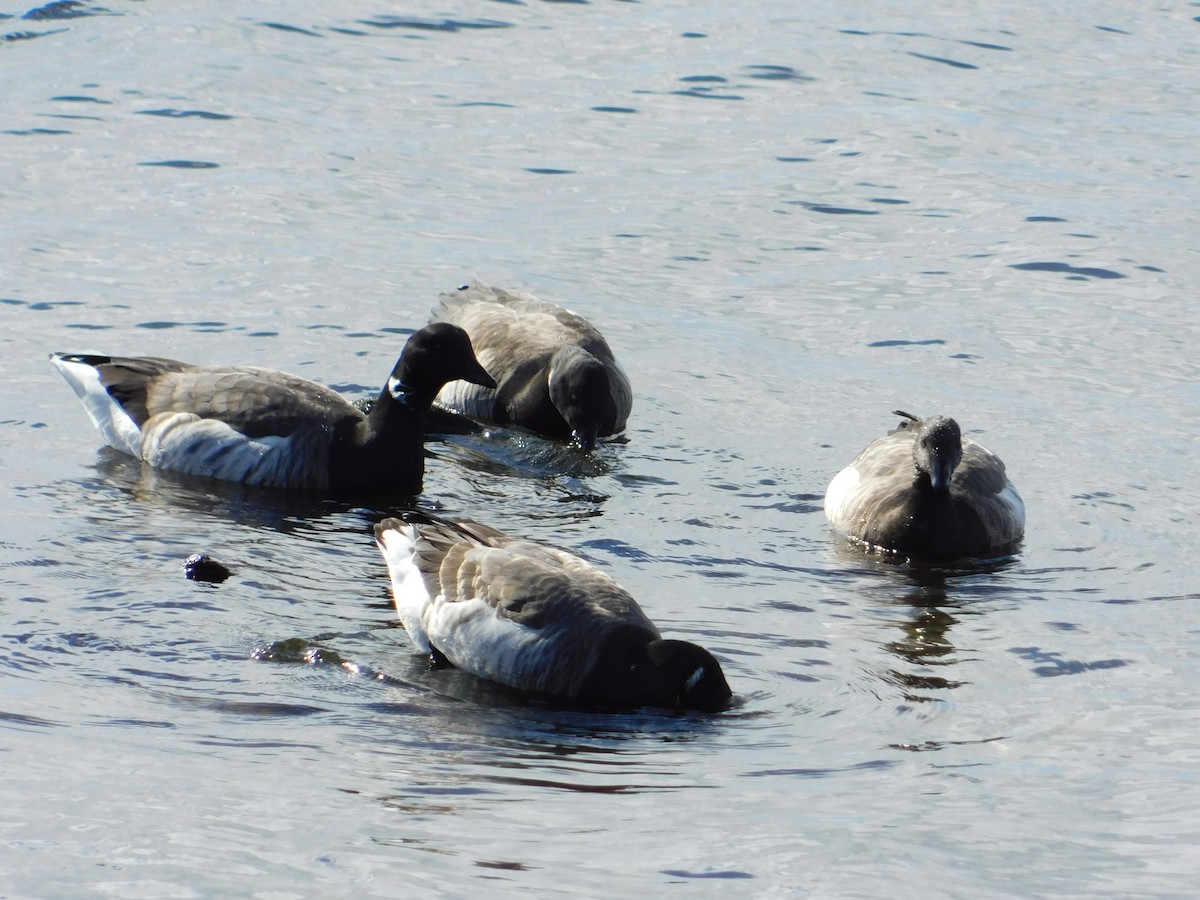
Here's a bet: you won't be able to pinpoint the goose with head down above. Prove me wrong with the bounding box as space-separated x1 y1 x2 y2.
824 410 1025 562
428 280 632 451
373 512 732 712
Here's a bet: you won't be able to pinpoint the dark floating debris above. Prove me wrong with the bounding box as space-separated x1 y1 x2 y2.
253 639 365 677
183 554 231 584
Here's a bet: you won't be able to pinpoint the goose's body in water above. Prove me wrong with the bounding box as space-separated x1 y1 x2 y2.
50 323 495 495
373 512 731 712
824 410 1025 562
429 281 632 451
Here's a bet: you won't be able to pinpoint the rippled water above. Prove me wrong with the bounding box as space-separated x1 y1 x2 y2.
3 0 1199 896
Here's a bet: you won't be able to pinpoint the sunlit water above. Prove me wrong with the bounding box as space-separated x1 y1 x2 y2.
2 0 1198 896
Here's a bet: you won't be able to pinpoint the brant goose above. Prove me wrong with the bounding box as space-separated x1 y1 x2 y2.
824 410 1025 561
373 512 731 711
50 323 495 494
429 281 631 450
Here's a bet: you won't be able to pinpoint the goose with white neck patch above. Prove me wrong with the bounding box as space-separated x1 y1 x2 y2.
373 512 732 712
50 323 495 495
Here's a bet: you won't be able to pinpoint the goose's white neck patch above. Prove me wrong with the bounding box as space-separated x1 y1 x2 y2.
388 376 411 401
684 666 705 693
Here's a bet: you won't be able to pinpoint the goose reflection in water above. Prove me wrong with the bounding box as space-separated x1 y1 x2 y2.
884 581 966 698
888 556 1022 700
832 543 1020 702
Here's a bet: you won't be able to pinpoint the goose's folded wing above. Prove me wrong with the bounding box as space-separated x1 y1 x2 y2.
141 366 358 438
422 538 656 694
954 442 1013 498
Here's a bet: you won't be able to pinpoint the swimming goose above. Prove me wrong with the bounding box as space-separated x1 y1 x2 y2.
428 281 632 450
373 512 732 712
824 410 1025 561
49 323 495 494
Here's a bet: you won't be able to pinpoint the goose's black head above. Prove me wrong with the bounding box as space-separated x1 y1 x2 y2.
387 323 496 410
912 415 963 493
547 347 613 452
644 639 733 713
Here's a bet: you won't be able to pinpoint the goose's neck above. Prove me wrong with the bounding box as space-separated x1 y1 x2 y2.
359 383 428 441
328 390 426 494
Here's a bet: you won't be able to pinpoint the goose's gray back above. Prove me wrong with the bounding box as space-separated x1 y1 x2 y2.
433 282 617 366
131 364 361 437
826 417 1025 558
429 281 631 438
411 519 659 696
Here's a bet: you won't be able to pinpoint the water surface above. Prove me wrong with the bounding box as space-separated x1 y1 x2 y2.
2 0 1198 896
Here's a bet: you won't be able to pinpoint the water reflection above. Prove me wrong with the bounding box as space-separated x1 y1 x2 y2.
830 543 1024 700
46 416 620 531
429 422 623 481
70 449 372 532
883 595 965 696
256 628 732 796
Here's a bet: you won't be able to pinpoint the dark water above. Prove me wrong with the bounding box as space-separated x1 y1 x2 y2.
3 1 1199 896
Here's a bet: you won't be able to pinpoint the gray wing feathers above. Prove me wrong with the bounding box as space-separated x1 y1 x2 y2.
405 519 657 695
955 440 1011 497
827 433 912 534
414 521 652 628
957 439 1025 542
430 281 631 434
436 281 604 339
432 281 619 368
143 367 357 438
76 356 358 438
